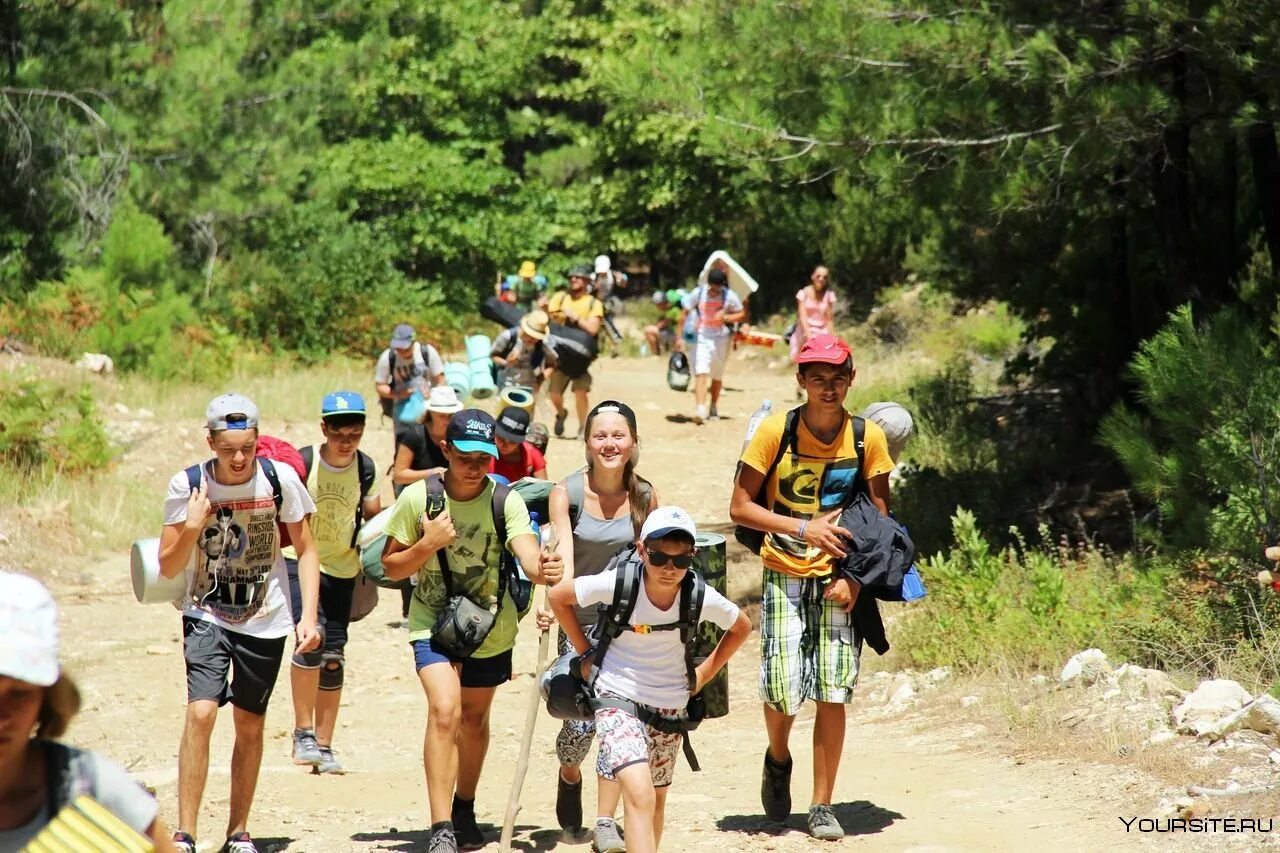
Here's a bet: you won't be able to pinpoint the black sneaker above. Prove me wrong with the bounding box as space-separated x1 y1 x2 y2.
761 751 793 823
554 410 568 437
452 797 485 851
556 774 584 833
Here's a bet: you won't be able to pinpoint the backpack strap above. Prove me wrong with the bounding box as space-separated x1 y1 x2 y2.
300 445 315 480
490 481 515 599
44 741 94 815
852 415 867 494
351 450 376 548
590 556 642 678
425 474 452 597
566 468 587 527
185 462 205 494
679 570 706 692
257 457 283 516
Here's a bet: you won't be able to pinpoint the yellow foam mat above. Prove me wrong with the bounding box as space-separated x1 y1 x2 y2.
22 794 153 852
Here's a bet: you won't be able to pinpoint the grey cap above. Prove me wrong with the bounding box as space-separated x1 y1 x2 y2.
206 393 259 432
390 323 415 348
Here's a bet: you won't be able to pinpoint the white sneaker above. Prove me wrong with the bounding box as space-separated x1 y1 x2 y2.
694 405 707 425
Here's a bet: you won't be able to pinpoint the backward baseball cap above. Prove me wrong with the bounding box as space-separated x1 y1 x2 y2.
206 393 259 431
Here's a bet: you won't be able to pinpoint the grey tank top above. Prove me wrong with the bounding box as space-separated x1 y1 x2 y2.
571 509 634 627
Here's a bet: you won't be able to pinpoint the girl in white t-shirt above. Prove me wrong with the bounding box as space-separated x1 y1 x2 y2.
549 507 751 853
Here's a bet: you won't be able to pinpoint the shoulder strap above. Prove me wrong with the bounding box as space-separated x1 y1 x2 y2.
185 462 204 493
488 481 514 607
350 450 376 548
853 415 866 492
592 556 642 677
412 341 425 369
425 474 451 596
680 570 706 691
300 444 315 480
566 468 587 527
258 458 283 516
44 741 93 814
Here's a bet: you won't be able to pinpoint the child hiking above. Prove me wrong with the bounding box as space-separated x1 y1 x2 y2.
548 506 750 853
728 334 895 841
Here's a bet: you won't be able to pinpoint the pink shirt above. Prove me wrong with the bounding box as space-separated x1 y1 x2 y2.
796 286 836 337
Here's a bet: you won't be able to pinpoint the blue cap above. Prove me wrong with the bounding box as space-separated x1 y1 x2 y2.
321 391 366 419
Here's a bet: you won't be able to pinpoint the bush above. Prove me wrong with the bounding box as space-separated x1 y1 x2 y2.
0 373 112 474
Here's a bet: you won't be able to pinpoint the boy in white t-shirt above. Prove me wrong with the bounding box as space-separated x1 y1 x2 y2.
549 507 751 853
157 394 321 853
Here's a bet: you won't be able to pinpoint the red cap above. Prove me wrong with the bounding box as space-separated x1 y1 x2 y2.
796 334 853 366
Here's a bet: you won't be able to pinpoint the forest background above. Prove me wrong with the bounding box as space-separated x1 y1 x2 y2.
6 0 1280 684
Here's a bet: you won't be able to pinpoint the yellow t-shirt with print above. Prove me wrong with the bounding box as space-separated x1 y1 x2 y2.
282 448 377 579
548 291 605 328
382 477 534 657
739 410 895 578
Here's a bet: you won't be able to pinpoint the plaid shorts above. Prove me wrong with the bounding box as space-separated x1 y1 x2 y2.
594 691 685 788
759 568 862 717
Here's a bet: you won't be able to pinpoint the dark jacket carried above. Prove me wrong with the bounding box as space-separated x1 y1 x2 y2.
836 491 916 655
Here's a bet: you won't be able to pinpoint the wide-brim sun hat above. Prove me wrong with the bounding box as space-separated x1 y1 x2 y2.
520 310 550 341
425 385 465 414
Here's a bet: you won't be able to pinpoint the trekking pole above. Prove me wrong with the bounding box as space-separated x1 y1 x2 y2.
500 523 558 851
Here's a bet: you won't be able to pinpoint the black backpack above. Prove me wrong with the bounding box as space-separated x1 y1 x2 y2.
734 409 865 554
299 445 377 548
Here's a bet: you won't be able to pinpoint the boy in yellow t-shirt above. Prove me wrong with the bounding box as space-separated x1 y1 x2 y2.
546 264 605 439
729 334 894 842
284 391 381 776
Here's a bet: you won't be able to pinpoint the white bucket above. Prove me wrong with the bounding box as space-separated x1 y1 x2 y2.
130 538 188 606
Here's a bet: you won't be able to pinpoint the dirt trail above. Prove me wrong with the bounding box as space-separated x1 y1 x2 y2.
51 347 1176 851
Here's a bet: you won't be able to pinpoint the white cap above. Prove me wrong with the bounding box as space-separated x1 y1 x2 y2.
0 572 60 687
425 385 464 414
594 254 611 274
640 505 697 543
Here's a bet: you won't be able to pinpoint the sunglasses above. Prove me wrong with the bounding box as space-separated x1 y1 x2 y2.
646 548 695 570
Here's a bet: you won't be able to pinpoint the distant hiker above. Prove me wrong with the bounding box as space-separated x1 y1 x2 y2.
728 335 895 841
0 572 172 849
592 254 627 348
546 399 658 847
490 309 552 392
497 260 548 312
680 268 746 424
286 392 381 776
548 507 751 853
379 409 563 853
547 264 605 439
527 421 551 458
375 323 446 427
790 266 837 364
159 394 321 853
491 406 548 482
643 290 682 357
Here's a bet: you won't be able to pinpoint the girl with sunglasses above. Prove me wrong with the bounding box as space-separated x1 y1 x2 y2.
546 400 658 850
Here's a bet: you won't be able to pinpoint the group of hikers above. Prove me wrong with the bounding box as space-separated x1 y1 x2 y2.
0 261 906 853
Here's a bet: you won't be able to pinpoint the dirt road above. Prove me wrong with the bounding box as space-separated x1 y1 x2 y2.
51 348 1174 851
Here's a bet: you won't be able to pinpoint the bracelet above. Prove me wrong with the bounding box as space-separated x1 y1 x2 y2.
797 520 809 540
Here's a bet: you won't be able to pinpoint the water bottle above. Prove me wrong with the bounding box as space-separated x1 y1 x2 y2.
742 399 773 452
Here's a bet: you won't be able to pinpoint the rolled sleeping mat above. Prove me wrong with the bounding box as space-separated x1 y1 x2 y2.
131 537 188 607
469 359 498 399
499 385 536 417
465 333 493 363
444 362 471 400
545 330 596 380
692 532 729 719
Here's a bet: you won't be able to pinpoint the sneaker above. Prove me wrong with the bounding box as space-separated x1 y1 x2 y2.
592 817 625 853
807 804 845 840
220 832 259 853
708 404 720 422
292 728 322 765
761 751 792 823
452 797 485 850
317 745 345 775
554 410 568 437
556 774 584 833
172 832 197 853
428 822 458 853
694 405 707 425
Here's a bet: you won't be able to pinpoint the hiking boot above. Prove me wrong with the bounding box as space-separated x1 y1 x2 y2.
452 797 485 850
807 804 845 840
428 822 458 853
220 832 259 853
761 751 792 823
554 410 568 437
316 745 345 775
172 831 197 853
556 774 584 833
292 728 322 765
592 817 625 853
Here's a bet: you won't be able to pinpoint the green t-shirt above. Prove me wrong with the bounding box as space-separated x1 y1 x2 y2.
383 478 534 656
283 448 377 579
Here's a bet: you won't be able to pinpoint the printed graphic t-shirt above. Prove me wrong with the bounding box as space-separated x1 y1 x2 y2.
282 449 378 579
164 460 314 637
575 567 740 709
383 478 535 657
490 443 546 482
739 410 894 578
374 343 445 396
685 285 744 339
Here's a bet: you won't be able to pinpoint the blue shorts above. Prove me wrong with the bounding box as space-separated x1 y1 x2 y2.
411 639 513 689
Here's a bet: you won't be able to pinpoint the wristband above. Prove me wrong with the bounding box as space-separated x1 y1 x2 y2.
797 519 809 540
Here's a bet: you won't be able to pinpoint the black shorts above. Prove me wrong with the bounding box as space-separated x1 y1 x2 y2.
182 617 286 716
286 558 355 655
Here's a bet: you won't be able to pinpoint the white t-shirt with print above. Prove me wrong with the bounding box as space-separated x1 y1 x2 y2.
575 567 740 709
374 343 445 395
164 460 315 638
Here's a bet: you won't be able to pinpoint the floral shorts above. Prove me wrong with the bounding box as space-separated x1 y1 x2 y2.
594 691 685 788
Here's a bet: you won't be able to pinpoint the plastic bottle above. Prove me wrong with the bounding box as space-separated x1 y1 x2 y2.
742 399 773 452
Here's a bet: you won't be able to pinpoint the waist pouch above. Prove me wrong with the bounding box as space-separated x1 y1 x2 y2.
432 595 498 659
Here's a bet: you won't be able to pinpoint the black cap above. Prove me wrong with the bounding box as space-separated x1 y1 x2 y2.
446 409 498 458
585 399 638 434
707 268 728 285
495 406 531 443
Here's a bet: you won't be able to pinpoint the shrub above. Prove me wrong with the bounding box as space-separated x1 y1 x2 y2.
0 373 112 474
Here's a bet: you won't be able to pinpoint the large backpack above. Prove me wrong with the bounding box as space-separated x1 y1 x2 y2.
299 445 377 548
734 409 865 554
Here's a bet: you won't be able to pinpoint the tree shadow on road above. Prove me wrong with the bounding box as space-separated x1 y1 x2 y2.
716 800 902 838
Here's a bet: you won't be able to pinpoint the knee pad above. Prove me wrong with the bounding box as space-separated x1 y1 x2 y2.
319 650 345 691
292 647 322 669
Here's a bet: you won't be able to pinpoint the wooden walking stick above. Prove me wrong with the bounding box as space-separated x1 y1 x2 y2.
500 522 558 851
